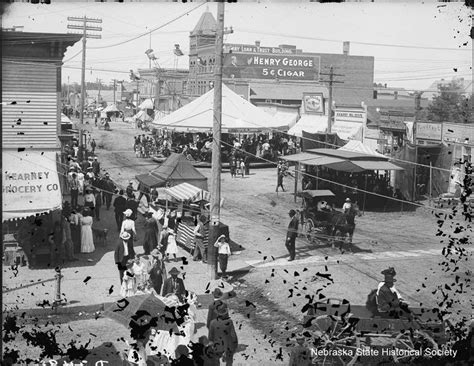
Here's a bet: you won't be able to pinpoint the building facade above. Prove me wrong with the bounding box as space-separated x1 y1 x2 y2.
2 30 81 220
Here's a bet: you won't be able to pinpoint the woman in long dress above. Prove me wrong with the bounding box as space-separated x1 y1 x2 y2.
165 229 178 262
80 209 95 253
142 212 157 255
120 209 137 242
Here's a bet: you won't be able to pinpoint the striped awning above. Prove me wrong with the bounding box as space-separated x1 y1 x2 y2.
165 182 211 202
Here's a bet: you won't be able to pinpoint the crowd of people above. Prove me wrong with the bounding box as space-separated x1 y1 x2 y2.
133 134 172 159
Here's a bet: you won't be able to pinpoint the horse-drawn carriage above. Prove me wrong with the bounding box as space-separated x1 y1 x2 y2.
303 298 449 365
299 190 360 249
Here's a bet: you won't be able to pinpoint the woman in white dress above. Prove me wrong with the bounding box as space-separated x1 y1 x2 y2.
165 229 178 262
120 209 137 242
80 209 95 253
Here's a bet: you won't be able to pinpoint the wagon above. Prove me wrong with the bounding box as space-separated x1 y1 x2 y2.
298 190 336 240
303 298 449 365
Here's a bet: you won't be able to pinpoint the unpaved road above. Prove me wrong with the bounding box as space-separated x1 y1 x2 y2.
92 120 472 364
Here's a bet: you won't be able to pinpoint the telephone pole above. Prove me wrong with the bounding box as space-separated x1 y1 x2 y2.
320 66 344 134
67 16 102 161
208 1 225 281
412 91 423 201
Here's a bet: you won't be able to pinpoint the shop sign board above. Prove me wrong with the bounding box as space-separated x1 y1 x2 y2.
416 122 442 141
334 109 366 124
222 53 320 81
443 122 474 143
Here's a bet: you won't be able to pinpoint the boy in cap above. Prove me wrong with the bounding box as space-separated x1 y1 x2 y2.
286 209 299 261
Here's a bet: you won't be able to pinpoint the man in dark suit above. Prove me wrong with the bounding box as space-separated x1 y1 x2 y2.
114 231 135 284
113 189 127 231
162 267 186 301
286 209 299 261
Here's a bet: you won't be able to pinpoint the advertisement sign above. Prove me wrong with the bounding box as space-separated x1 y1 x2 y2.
224 44 297 54
334 109 366 124
302 93 325 114
333 108 366 141
223 53 320 81
416 123 442 141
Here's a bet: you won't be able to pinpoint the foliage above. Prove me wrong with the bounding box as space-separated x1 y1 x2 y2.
427 80 473 124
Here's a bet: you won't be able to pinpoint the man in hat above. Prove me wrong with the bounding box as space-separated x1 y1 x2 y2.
376 267 411 319
113 189 127 231
342 197 352 214
126 196 139 221
208 300 238 366
149 249 166 295
69 173 80 209
90 138 97 155
126 181 135 199
207 288 224 329
214 235 231 279
115 232 134 284
162 267 186 301
102 173 115 210
92 156 100 176
193 215 207 263
286 209 299 261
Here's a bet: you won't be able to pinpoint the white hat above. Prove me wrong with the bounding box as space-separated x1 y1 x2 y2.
124 209 133 217
345 198 351 202
120 232 131 240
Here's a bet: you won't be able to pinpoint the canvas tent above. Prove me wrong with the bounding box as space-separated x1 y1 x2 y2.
135 153 208 190
152 84 287 132
139 98 154 110
339 140 385 158
103 104 119 113
133 110 153 122
288 114 328 137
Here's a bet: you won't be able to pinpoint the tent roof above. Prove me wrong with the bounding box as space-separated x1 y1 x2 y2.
135 173 165 188
306 148 388 161
103 104 119 112
191 11 216 35
151 153 207 182
165 182 211 202
339 140 386 158
138 98 154 110
133 110 153 122
152 84 287 132
288 114 328 137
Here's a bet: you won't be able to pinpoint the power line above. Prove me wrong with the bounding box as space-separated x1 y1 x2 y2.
88 3 206 50
237 28 472 52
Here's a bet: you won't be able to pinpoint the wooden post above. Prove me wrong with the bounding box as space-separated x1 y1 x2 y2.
208 1 225 281
294 162 299 203
429 161 433 204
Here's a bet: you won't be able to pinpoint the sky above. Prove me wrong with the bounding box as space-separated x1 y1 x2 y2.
2 1 472 92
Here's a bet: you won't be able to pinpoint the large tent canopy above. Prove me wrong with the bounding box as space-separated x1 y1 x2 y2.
139 98 154 110
339 140 385 158
133 110 153 122
152 84 287 133
103 104 119 113
135 153 208 190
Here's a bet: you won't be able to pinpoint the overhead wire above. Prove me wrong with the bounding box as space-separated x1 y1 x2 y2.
88 2 206 50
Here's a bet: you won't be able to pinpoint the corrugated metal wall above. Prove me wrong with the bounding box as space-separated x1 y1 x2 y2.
2 62 59 149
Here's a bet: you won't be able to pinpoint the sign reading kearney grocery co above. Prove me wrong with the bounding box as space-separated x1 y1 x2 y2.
223 52 320 81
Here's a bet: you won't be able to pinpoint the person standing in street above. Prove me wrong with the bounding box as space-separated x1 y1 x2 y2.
92 156 100 176
80 209 95 254
193 215 207 263
102 173 115 210
69 173 80 209
113 189 127 231
162 267 186 301
94 189 102 221
90 139 97 155
207 288 224 330
214 234 231 279
285 209 299 261
142 211 158 255
115 232 134 284
208 301 238 366
276 168 285 192
120 209 137 242
61 203 78 262
148 249 166 295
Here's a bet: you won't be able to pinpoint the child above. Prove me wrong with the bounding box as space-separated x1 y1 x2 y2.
214 234 231 279
132 257 147 291
239 159 245 177
120 262 137 298
289 334 312 366
165 229 178 262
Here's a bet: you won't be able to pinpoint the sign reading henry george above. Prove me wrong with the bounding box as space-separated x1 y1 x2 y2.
2 151 62 220
223 53 320 81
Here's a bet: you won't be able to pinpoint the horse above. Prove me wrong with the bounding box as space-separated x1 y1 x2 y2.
329 203 360 249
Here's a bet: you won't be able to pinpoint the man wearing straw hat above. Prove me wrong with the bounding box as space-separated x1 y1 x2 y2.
115 231 134 284
208 300 238 366
162 267 186 301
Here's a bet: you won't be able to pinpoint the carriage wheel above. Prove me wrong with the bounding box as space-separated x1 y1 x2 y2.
311 315 360 366
304 218 315 242
392 329 438 363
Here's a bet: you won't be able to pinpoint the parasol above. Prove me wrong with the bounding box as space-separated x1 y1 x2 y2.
103 294 181 332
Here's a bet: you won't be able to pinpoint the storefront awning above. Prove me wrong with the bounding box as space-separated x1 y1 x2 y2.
2 151 62 221
282 152 318 162
332 121 363 140
352 160 404 171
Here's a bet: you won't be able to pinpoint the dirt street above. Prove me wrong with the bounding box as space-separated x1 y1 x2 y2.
90 120 472 364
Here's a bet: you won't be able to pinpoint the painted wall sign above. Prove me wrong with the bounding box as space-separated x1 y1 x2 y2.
222 53 320 81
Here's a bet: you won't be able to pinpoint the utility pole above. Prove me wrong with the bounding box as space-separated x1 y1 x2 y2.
96 77 102 106
319 66 344 134
208 0 225 281
113 79 116 104
412 91 422 201
67 16 102 162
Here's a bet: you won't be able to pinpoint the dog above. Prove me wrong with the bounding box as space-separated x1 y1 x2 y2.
92 228 108 246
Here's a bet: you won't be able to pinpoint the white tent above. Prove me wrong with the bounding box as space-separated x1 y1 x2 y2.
139 98 154 110
103 104 119 113
287 114 328 137
133 110 153 122
152 84 287 132
61 113 72 123
339 140 386 157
